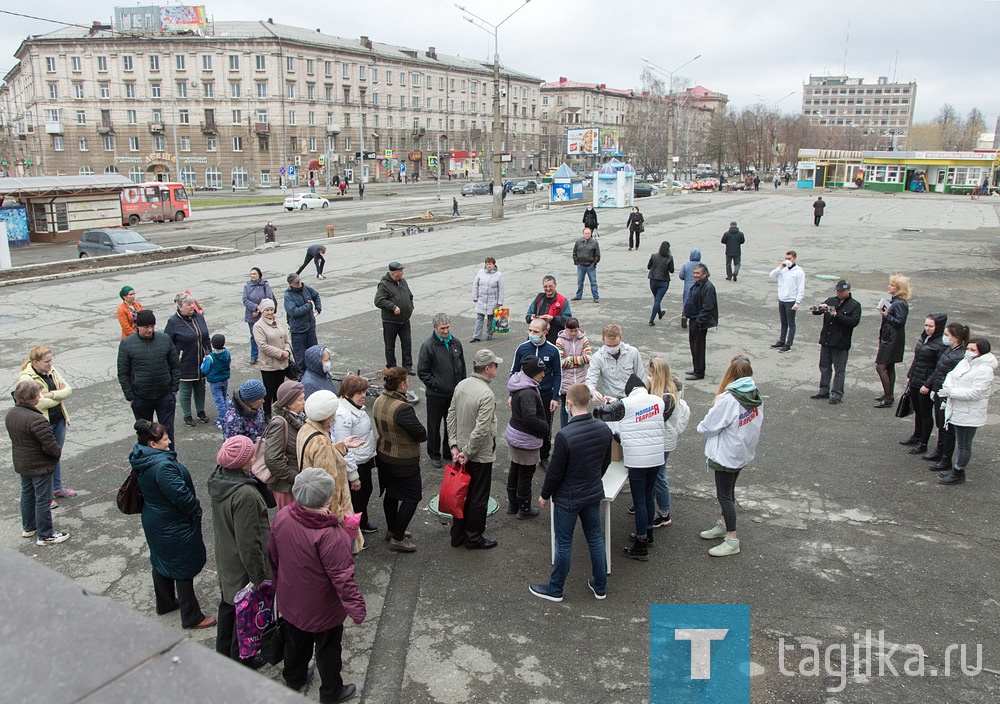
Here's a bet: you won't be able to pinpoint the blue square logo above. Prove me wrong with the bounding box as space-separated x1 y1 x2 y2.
650 604 750 704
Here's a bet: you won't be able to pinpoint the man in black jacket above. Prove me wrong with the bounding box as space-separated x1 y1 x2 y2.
529 384 612 602
417 314 467 468
117 310 181 443
683 265 718 381
720 221 745 282
809 280 862 405
374 261 415 372
571 228 601 303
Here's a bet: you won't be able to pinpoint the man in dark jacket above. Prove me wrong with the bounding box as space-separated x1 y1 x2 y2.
284 273 322 370
813 197 826 226
720 221 745 282
684 265 718 381
417 313 467 468
529 383 612 602
572 228 601 302
118 309 181 443
374 261 415 372
809 280 862 404
525 275 572 343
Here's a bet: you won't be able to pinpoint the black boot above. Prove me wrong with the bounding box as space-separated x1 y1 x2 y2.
930 457 952 471
680 317 688 329
899 436 919 446
506 488 518 515
622 538 649 561
938 469 966 485
516 494 540 520
629 531 654 545
907 443 928 455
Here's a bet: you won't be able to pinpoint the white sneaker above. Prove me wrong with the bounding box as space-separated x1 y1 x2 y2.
21 529 36 538
36 531 70 546
699 521 727 540
708 535 740 557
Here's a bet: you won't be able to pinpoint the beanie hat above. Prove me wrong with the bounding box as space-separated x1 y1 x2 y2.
305 389 339 421
257 298 276 312
135 309 156 326
520 355 546 377
119 285 134 299
292 467 335 508
211 334 226 350
239 379 267 403
624 373 646 396
216 435 255 470
276 380 305 408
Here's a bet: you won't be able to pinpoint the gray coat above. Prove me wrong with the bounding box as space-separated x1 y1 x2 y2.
471 267 505 316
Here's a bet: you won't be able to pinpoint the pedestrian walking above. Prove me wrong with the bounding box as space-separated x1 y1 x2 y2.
571 228 601 303
164 293 211 427
676 248 702 329
582 205 599 236
875 275 910 408
243 267 276 365
17 345 76 500
470 257 504 342
295 244 327 280
358 182 365 200
808 280 862 405
263 222 277 243
753 174 760 191
773 174 780 189
117 309 180 445
374 261 415 372
452 197 460 216
813 196 826 226
720 221 744 282
646 241 674 325
626 206 644 251
417 314 467 469
768 251 806 353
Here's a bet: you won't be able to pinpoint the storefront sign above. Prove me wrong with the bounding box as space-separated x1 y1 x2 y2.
145 151 176 164
116 156 143 164
408 150 423 162
182 156 208 164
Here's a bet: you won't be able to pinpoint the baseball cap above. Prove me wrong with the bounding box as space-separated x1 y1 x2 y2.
287 272 301 284
388 261 405 271
473 349 503 366
835 280 851 291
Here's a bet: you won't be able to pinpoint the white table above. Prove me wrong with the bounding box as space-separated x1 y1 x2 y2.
549 460 629 574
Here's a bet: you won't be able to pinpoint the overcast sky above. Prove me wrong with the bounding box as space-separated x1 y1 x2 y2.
3 1 998 126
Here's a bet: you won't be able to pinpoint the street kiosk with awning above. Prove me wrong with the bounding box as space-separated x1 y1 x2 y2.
0 175 132 242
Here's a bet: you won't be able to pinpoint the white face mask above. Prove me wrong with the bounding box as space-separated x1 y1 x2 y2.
785 259 795 268
965 350 978 361
604 344 620 355
322 361 332 373
942 335 952 346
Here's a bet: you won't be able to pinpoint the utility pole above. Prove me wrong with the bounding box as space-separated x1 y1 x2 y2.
642 55 701 183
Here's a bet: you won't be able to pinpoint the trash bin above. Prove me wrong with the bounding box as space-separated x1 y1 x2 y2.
325 225 335 238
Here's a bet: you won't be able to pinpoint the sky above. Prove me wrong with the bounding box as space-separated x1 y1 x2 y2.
2 0 998 126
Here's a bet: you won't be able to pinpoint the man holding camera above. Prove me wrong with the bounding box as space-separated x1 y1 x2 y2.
809 280 862 405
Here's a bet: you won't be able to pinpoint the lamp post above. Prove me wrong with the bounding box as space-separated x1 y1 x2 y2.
641 54 700 183
456 0 533 220
359 82 381 188
437 133 447 199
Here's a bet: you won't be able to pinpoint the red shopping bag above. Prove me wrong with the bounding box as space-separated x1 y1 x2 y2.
439 463 471 518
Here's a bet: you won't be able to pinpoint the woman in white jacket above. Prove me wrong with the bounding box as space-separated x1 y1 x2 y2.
470 257 505 342
696 356 763 557
639 357 689 529
333 375 379 533
937 338 996 485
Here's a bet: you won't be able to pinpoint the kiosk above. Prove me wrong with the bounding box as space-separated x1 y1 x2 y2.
594 158 635 209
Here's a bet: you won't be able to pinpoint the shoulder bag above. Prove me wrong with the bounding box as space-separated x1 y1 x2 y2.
116 470 144 514
251 419 289 485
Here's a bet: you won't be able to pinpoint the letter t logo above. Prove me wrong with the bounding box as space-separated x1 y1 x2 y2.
674 629 729 680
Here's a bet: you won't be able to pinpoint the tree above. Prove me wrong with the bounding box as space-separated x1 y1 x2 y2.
620 68 670 176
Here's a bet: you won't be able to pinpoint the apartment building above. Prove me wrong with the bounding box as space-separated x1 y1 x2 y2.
1 16 543 187
539 77 633 169
801 75 917 148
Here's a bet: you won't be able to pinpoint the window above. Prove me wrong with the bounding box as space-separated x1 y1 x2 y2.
260 170 271 186
70 56 81 72
53 136 63 151
99 83 110 99
288 110 296 125
49 83 60 99
287 83 296 99
232 166 248 188
450 78 455 90
202 82 214 98
104 135 115 151
180 136 191 152
426 98 432 109
410 73 420 87
344 113 351 127
176 82 187 98
230 81 241 98
178 110 189 125
149 55 160 71
229 54 240 71
471 82 477 95
388 116 394 128
76 110 86 125
307 84 315 100
45 109 60 122
308 111 315 125
400 72 406 86
438 98 444 110
45 56 56 72
123 55 134 71
128 136 139 151
255 54 266 71
306 59 315 75
325 61 333 76
256 82 267 98
412 97 419 108
343 87 351 103
326 136 336 150
206 166 222 188
371 67 378 82
413 117 420 130
386 94 392 107
359 65 367 81
124 83 136 99
233 136 243 151
126 109 137 124
97 56 108 72
385 71 392 85
309 136 317 151
289 136 298 151
426 75 432 88
258 136 269 152
154 136 165 150
180 166 196 186
286 56 295 72
461 80 466 91
152 109 162 122
201 54 212 71
232 109 242 124
151 82 161 99
325 86 333 101
342 63 350 78
79 165 93 175
206 135 217 151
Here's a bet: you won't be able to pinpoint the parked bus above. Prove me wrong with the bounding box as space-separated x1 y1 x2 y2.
121 182 190 225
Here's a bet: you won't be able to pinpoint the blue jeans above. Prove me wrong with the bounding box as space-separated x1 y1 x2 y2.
649 279 669 323
210 381 229 420
954 425 978 470
546 500 607 596
20 473 54 538
576 265 599 300
628 465 661 537
655 452 672 513
247 321 259 361
177 379 206 419
50 419 66 491
292 330 318 372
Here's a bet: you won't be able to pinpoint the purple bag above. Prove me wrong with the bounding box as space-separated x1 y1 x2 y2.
234 580 275 660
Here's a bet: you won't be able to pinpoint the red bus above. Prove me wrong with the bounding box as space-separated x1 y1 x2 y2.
121 182 191 225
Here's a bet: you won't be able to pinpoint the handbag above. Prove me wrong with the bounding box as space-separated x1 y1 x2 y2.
234 580 275 660
638 222 645 233
492 307 510 334
259 592 286 666
251 419 288 485
895 389 913 418
438 463 471 518
284 357 301 380
116 470 144 514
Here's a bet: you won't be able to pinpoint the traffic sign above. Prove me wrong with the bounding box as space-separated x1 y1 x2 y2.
287 165 296 177
279 167 286 175
318 155 326 167
385 149 393 159
399 163 406 174
427 156 438 167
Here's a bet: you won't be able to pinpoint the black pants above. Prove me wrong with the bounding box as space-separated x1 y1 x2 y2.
507 462 537 496
932 397 955 460
425 394 452 462
132 392 176 447
350 459 375 527
450 460 492 546
777 301 797 347
714 469 741 532
382 320 413 369
283 621 344 701
814 214 822 226
725 255 741 280
909 386 935 444
539 392 554 460
296 252 325 276
152 568 204 628
688 322 708 377
384 496 418 541
260 369 285 419
215 598 240 661
629 227 641 249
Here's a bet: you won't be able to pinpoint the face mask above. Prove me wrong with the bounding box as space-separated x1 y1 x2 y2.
785 259 795 268
942 335 952 346
604 344 620 355
965 350 978 361
322 361 331 373
528 333 543 344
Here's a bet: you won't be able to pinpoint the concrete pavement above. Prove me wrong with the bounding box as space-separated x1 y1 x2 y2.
2 186 999 702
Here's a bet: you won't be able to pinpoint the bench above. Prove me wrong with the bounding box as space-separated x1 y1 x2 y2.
549 460 629 574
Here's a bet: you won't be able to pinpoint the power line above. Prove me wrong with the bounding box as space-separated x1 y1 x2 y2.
0 9 92 29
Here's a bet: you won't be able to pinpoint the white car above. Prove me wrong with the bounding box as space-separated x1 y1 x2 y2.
284 193 330 211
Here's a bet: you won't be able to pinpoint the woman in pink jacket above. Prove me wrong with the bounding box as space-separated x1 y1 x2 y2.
555 318 591 428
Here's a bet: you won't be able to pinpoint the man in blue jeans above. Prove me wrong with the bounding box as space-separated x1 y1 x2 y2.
530 383 612 602
571 228 601 303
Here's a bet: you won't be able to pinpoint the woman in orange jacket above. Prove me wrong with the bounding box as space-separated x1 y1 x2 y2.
117 286 144 338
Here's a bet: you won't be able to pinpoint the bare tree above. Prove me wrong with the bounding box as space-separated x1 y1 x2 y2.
620 69 671 176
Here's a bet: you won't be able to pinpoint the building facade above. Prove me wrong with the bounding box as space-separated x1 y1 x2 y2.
1 16 542 188
539 77 633 171
801 75 917 150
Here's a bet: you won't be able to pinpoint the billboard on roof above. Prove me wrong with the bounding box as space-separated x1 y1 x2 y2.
116 5 207 33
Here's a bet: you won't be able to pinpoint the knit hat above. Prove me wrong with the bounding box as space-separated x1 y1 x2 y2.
135 310 156 327
625 373 646 396
520 355 546 377
211 334 226 350
250 267 263 281
216 435 255 470
257 298 276 312
292 467 335 508
304 389 339 421
239 379 267 403
119 285 134 299
276 380 305 408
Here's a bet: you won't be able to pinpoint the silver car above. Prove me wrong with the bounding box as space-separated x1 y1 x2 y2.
77 228 162 258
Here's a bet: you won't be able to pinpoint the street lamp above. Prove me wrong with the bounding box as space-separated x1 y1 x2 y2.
359 82 381 187
641 54 700 183
456 0 533 220
754 91 796 109
437 133 448 199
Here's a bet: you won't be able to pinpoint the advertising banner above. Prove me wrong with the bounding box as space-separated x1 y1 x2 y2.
159 6 207 31
567 128 599 156
600 128 620 154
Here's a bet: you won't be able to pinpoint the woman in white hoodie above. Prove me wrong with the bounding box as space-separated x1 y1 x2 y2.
937 338 996 485
696 356 763 557
333 375 379 533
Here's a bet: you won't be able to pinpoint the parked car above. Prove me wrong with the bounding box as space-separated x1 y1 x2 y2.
634 184 654 198
283 193 330 211
77 228 162 258
461 182 491 196
511 180 538 194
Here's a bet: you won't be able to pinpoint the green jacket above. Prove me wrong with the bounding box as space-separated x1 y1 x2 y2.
206 466 270 603
447 373 499 463
374 272 414 323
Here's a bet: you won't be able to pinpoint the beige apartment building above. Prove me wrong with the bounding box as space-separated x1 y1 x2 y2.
801 75 917 149
1 16 543 188
539 77 633 170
